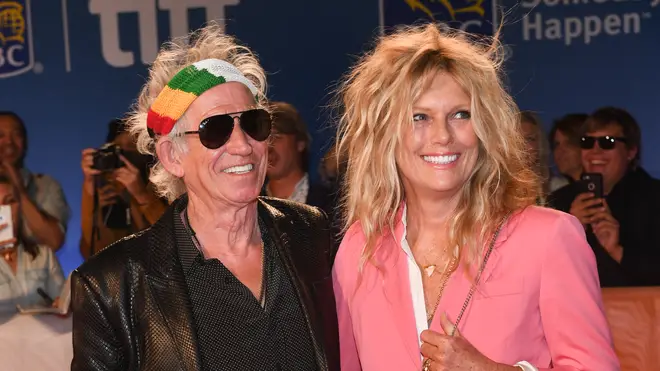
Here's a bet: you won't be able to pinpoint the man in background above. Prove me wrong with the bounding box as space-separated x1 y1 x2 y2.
264 102 335 215
549 107 660 287
264 102 340 260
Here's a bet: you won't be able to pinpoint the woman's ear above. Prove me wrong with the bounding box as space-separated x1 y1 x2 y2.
156 137 185 178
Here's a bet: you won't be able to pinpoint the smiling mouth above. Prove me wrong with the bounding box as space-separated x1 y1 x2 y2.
223 164 254 174
422 154 459 165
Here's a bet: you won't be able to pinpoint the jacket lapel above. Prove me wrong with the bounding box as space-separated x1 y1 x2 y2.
145 196 201 371
376 215 421 369
257 200 329 371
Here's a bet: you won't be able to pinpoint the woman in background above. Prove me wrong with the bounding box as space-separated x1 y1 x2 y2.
79 119 167 259
332 24 619 370
520 111 568 198
0 176 64 313
548 113 588 185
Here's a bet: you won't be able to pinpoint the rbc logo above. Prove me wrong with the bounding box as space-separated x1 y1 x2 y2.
384 0 496 35
0 0 34 78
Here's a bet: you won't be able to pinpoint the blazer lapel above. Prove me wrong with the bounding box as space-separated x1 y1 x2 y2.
257 200 329 371
145 196 201 371
474 214 513 287
376 219 421 369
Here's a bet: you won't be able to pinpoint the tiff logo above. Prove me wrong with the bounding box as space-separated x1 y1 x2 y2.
89 0 239 67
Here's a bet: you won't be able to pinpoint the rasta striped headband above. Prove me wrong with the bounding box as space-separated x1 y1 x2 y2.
146 59 259 137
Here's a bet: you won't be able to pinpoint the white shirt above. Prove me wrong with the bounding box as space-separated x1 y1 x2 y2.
399 205 430 350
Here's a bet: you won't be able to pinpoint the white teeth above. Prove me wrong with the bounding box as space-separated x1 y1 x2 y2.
423 154 459 165
223 164 253 174
591 160 606 165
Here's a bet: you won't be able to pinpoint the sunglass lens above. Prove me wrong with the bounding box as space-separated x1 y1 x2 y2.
240 109 272 142
580 136 595 149
198 115 234 149
598 137 616 150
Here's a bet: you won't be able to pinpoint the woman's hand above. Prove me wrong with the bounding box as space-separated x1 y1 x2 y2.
97 184 119 207
420 313 518 371
0 223 17 247
81 148 101 195
52 296 71 318
114 155 148 203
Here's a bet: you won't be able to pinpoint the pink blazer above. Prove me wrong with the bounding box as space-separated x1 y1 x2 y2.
332 206 620 371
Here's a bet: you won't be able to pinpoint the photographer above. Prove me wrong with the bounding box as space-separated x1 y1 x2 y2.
79 119 166 259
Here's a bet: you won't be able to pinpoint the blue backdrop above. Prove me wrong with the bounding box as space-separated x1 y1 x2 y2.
1 0 657 274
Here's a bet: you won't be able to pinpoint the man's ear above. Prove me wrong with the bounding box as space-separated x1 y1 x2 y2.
156 137 185 177
627 145 638 162
296 139 306 153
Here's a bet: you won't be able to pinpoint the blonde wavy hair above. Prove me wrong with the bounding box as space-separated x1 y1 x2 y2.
125 21 267 201
336 24 540 271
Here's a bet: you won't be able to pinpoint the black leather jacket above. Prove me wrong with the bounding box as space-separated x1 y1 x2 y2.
71 195 339 371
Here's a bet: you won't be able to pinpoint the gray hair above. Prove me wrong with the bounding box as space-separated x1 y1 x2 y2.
125 21 267 202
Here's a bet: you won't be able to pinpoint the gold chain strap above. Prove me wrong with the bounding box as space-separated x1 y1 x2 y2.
426 213 510 331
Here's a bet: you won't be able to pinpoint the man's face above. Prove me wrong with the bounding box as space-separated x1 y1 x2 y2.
177 83 270 206
581 123 636 193
267 130 305 180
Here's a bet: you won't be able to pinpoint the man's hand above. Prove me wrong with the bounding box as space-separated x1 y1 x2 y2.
569 193 604 226
590 200 623 262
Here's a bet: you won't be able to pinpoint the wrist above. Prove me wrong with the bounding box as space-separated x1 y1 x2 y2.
513 361 539 371
133 189 152 205
609 244 624 262
496 364 521 371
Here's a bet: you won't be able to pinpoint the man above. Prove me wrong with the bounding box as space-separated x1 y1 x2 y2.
549 107 660 287
265 102 341 259
0 112 70 250
265 101 335 215
71 22 339 371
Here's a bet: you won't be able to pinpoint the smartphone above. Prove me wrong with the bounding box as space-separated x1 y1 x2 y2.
580 173 604 205
0 205 14 248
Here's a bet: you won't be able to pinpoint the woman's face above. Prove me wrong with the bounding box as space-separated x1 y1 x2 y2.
552 130 582 179
521 120 540 162
396 72 479 200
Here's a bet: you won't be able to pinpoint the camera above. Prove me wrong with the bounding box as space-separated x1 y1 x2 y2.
92 143 124 172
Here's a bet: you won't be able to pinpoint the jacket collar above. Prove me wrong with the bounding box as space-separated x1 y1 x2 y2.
256 198 330 371
145 195 330 371
145 194 201 371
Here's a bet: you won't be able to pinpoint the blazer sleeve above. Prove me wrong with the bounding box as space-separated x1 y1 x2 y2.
71 269 124 371
332 226 363 371
538 214 620 370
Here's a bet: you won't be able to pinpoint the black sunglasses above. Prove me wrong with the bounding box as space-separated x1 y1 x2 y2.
183 109 272 149
580 135 627 150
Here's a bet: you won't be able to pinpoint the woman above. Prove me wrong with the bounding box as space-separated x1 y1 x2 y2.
0 112 70 251
0 176 65 313
519 111 568 197
71 22 338 371
79 118 166 259
332 24 619 370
